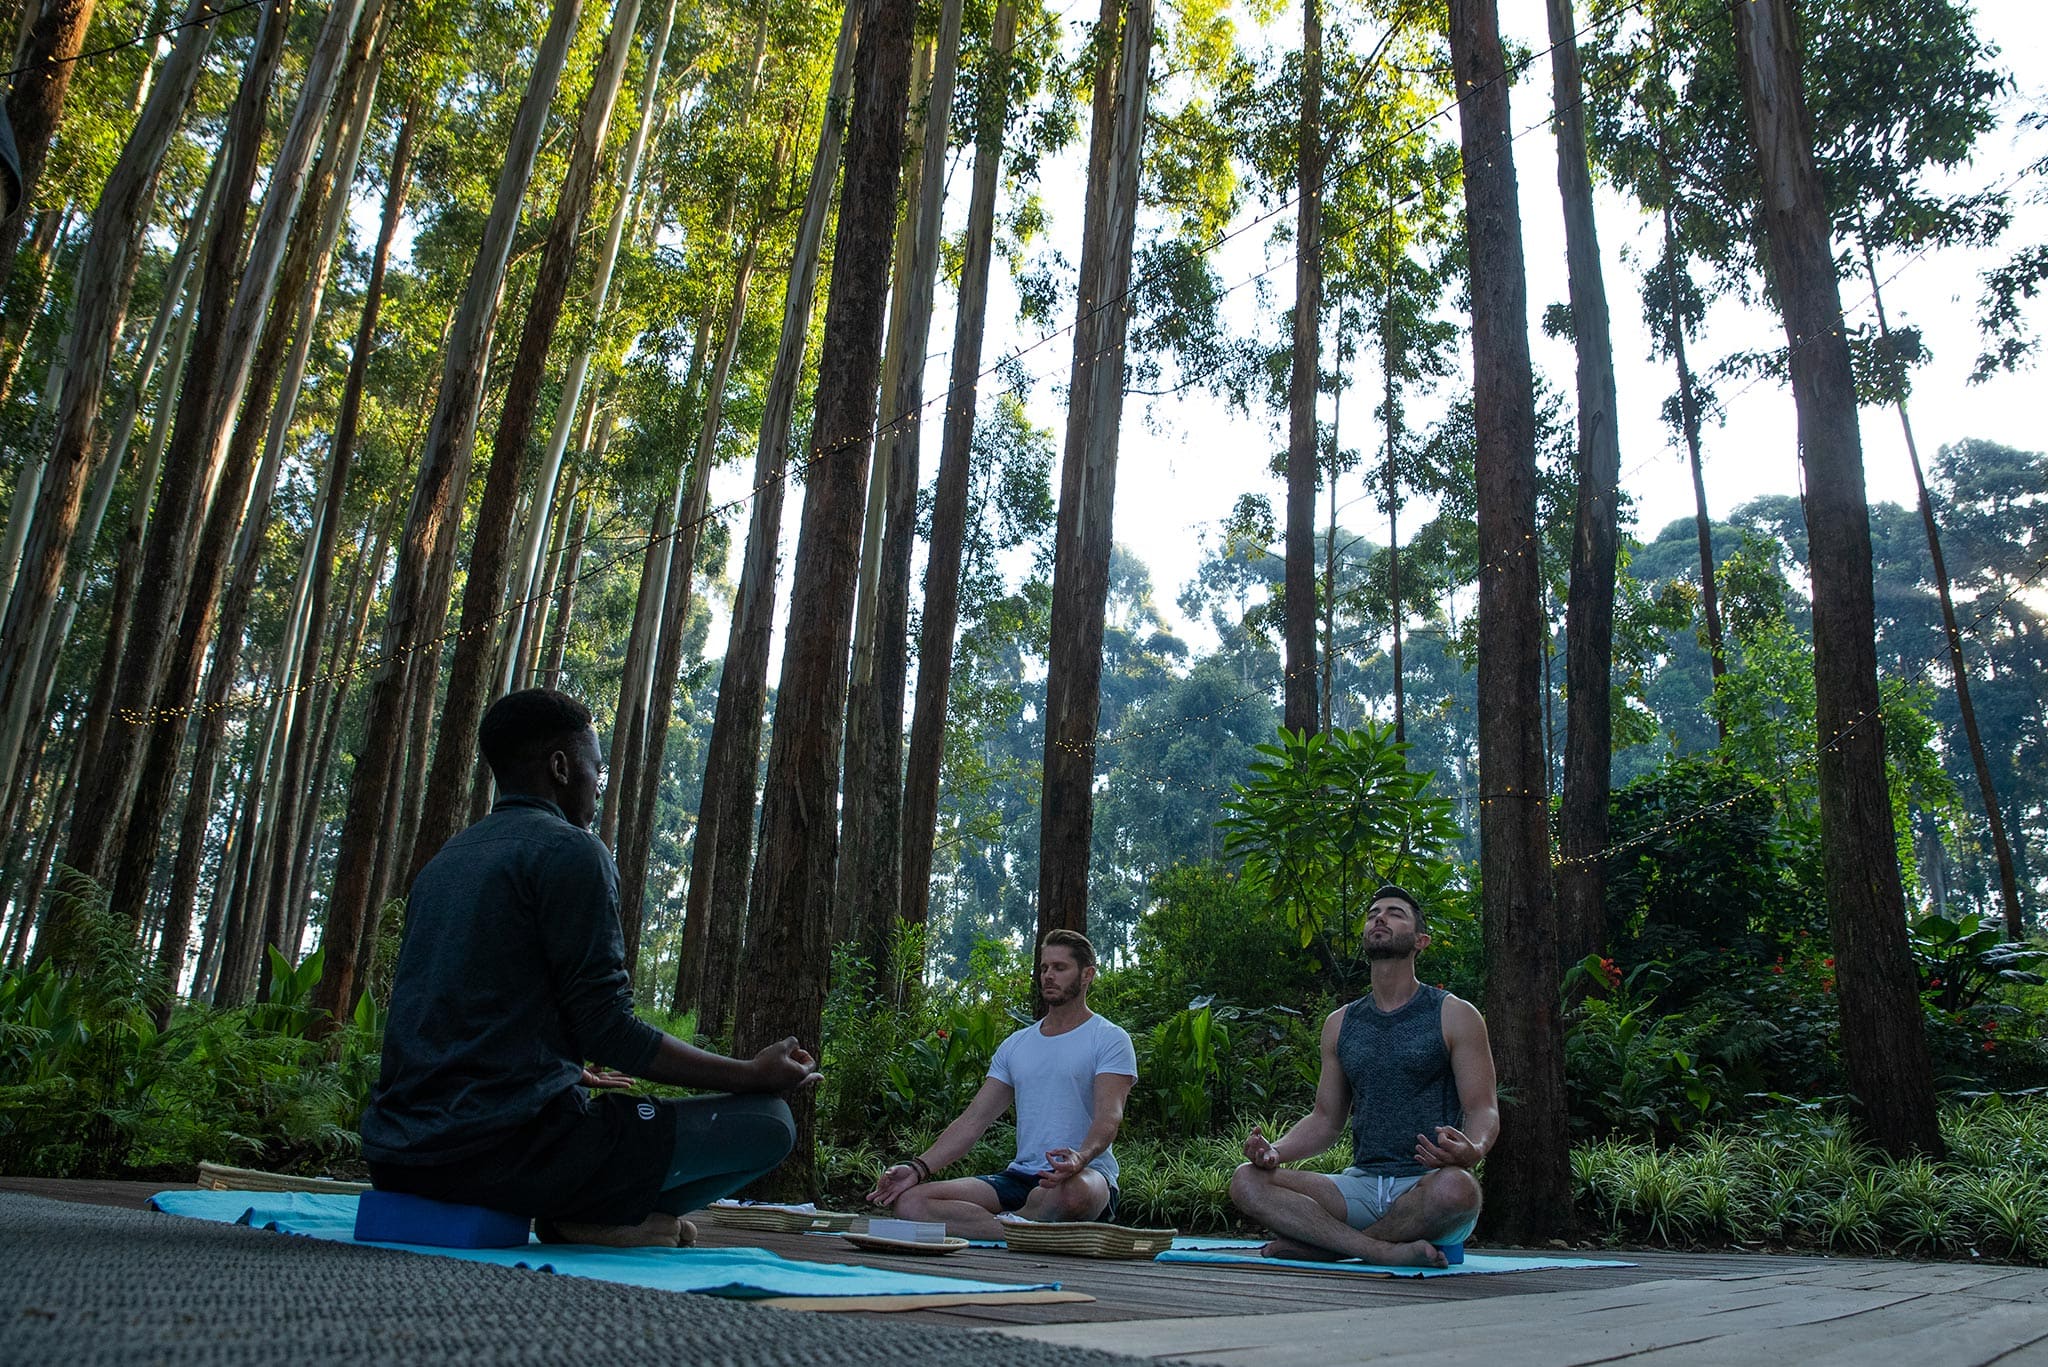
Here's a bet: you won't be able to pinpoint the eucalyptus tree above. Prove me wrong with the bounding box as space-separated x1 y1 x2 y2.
1545 0 1624 969
255 93 419 971
163 13 390 1005
0 0 219 810
311 0 591 1023
1729 0 1941 1160
677 0 860 1031
731 0 916 1196
900 0 1024 936
1035 0 1153 952
411 0 643 884
65 0 373 922
1446 0 1569 1240
838 0 965 984
499 0 685 693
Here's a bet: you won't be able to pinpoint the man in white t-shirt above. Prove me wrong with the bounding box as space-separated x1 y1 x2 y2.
867 930 1138 1240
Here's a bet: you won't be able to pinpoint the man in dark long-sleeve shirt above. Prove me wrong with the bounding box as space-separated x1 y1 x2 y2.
361 688 817 1246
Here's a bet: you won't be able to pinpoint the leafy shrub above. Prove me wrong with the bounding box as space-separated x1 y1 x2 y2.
1218 723 1462 985
1572 1096 2048 1263
0 875 368 1178
1125 863 1321 1022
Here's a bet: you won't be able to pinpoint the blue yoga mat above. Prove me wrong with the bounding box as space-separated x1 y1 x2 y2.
1156 1247 1634 1277
150 1191 1062 1301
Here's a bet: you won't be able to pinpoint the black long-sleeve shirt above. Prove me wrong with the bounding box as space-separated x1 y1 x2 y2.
359 795 663 1164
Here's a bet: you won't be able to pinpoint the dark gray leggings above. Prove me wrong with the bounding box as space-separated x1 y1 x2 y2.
650 1093 797 1215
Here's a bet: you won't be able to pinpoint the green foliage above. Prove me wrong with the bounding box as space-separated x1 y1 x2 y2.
1574 1097 2048 1263
0 876 370 1178
1563 957 1728 1141
1126 863 1319 1019
1132 1007 1228 1139
1219 723 1461 987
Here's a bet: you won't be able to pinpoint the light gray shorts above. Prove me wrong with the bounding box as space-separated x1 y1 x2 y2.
1325 1168 1480 1244
1326 1168 1425 1229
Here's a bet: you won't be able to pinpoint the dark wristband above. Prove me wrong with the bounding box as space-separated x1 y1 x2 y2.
907 1156 932 1182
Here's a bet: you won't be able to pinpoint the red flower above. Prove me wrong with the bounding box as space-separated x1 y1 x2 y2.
1772 965 1784 975
1930 977 1943 989
1823 957 1834 969
1822 979 1834 993
1983 1041 1996 1053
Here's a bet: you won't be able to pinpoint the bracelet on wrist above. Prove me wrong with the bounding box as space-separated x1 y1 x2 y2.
906 1156 932 1182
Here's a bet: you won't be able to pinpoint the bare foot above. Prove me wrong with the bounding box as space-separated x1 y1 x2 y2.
1260 1236 1343 1261
1362 1237 1448 1268
538 1212 688 1248
1259 1235 1446 1268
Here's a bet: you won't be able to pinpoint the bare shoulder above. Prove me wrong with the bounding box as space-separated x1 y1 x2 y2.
1322 1003 1349 1039
1439 992 1489 1043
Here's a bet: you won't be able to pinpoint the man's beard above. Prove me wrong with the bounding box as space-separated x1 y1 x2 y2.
1364 939 1416 962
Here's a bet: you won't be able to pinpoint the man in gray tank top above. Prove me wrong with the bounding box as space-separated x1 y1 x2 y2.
1229 886 1498 1267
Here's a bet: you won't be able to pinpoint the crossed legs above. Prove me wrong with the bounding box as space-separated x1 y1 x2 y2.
893 1169 1112 1241
1227 1164 1480 1268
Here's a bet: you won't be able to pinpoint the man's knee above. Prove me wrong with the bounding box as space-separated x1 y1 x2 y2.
894 1184 935 1220
1228 1162 1268 1209
732 1094 795 1162
1428 1167 1482 1219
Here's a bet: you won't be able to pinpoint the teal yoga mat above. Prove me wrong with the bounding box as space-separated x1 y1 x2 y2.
1156 1246 1634 1277
150 1191 1063 1301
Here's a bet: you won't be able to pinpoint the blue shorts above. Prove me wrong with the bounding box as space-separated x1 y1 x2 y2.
1328 1168 1478 1244
975 1166 1120 1221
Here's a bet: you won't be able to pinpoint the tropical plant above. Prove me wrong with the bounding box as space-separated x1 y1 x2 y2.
1218 722 1460 986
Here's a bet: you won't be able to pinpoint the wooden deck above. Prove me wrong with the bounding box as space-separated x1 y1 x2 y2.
11 1177 2045 1364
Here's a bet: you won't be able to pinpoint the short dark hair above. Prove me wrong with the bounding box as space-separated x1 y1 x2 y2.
1370 884 1425 934
478 689 593 783
1040 928 1097 969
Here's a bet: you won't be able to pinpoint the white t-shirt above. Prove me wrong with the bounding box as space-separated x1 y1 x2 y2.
987 1012 1138 1185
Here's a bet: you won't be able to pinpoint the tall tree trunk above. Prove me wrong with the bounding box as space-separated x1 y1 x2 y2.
0 0 93 310
1035 0 1152 952
1449 0 1569 1243
259 97 415 965
53 0 292 919
65 0 364 889
839 33 932 953
1658 198 1727 730
605 311 708 849
0 153 220 815
1547 0 1622 970
414 0 642 880
150 17 385 995
677 0 859 1026
841 0 960 981
730 0 916 1197
1858 248 2024 940
290 504 393 941
503 0 681 691
537 475 592 688
310 0 586 1025
619 195 775 972
1282 0 1321 736
1729 0 1941 1159
0 0 216 799
898 0 1015 935
515 448 583 687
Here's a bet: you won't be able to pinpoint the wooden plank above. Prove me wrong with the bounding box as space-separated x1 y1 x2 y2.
1624 1295 2048 1367
989 1277 1926 1364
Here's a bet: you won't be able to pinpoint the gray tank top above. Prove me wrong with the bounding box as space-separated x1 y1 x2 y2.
1337 984 1462 1176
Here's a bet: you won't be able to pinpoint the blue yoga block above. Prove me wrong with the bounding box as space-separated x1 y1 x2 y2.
354 1189 531 1248
1436 1241 1465 1265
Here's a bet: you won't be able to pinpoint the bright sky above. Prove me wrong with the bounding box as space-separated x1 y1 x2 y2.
715 0 2048 668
